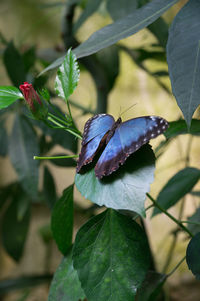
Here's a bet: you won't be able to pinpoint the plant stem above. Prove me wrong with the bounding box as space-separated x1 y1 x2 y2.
147 193 193 237
167 256 186 278
162 232 178 273
34 155 78 160
181 220 200 226
47 116 82 139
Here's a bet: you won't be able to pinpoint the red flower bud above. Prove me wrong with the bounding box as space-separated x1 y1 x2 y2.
19 82 47 120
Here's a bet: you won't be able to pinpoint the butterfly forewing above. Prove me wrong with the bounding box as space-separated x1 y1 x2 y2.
82 114 115 145
76 114 115 172
95 116 168 179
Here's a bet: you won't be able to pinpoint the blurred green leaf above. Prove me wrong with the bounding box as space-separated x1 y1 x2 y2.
73 209 151 300
48 250 85 301
0 86 23 109
51 185 74 255
43 166 57 209
106 0 137 21
3 42 26 87
74 0 178 58
167 0 200 127
73 0 102 32
152 168 200 217
76 144 155 217
22 46 36 73
164 119 200 139
186 232 200 279
36 120 78 153
0 274 52 295
38 224 53 244
9 115 39 198
0 122 8 156
136 271 166 301
96 45 119 91
187 208 200 236
55 49 80 102
2 197 31 261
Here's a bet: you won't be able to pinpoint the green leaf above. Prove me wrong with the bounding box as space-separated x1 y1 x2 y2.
75 144 155 217
9 115 39 198
0 122 8 156
164 119 200 139
0 86 23 109
107 0 137 21
43 166 57 209
73 0 102 33
167 0 200 127
39 55 66 76
152 168 200 217
0 274 52 295
22 46 36 73
35 116 78 153
96 45 119 91
2 197 30 261
3 42 26 87
48 250 85 301
55 49 80 101
187 208 200 236
186 232 200 280
73 209 151 301
51 185 74 255
74 0 178 58
136 271 166 301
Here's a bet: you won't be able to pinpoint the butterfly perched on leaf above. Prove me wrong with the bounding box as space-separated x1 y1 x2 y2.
76 114 168 179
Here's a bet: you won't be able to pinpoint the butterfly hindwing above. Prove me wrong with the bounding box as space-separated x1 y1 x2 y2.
95 116 168 178
76 114 115 172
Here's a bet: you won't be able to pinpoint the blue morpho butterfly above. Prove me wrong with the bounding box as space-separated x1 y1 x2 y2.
76 114 168 179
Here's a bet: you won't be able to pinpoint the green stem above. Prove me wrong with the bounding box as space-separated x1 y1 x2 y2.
34 155 78 160
147 193 193 237
133 204 154 221
48 112 69 126
167 256 186 278
47 116 82 140
181 220 200 226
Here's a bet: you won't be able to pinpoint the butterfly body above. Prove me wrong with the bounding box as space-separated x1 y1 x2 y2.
77 114 168 179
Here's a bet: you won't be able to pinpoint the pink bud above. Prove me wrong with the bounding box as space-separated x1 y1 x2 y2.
19 82 48 120
19 82 42 112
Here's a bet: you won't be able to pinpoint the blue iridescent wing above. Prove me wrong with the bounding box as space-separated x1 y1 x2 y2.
95 116 168 178
76 114 115 172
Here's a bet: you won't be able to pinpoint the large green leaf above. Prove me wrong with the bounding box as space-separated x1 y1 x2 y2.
73 0 102 33
3 42 26 87
186 232 200 279
167 0 200 127
48 250 85 301
0 86 23 109
73 209 151 301
55 49 80 102
2 197 31 261
75 144 155 217
152 168 200 217
106 0 137 21
74 0 178 58
51 185 74 255
9 115 39 198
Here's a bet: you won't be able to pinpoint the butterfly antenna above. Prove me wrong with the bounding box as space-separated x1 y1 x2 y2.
120 103 137 117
